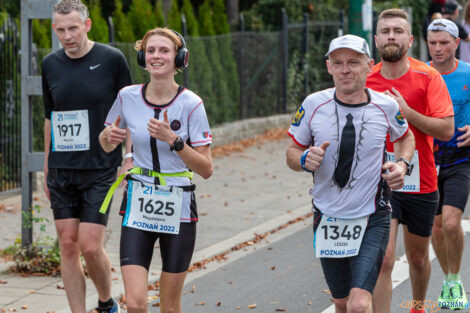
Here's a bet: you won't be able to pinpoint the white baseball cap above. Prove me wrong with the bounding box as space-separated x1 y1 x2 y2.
427 18 459 38
325 34 371 58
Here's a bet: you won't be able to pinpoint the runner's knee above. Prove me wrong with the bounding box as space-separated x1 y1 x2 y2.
379 249 395 273
125 296 147 313
348 297 371 313
58 237 80 260
333 298 348 313
443 217 461 234
80 244 103 261
407 252 427 269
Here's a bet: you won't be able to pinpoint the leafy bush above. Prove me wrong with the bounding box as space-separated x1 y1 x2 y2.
112 0 135 42
1 206 61 276
86 0 110 43
128 0 158 39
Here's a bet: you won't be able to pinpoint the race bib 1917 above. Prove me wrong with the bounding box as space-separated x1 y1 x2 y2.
123 181 183 234
51 110 90 152
314 215 368 258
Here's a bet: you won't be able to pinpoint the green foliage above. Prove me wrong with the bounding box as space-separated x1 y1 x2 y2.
2 206 61 275
0 0 19 17
87 0 110 43
250 0 303 30
167 0 182 32
212 0 230 34
287 50 305 111
197 0 232 122
113 0 135 42
155 0 165 28
32 20 52 49
128 0 158 39
198 1 216 36
181 0 200 36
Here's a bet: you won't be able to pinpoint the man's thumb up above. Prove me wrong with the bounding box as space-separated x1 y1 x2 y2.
319 141 330 151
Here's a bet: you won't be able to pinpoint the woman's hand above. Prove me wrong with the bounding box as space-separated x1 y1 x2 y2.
148 109 177 144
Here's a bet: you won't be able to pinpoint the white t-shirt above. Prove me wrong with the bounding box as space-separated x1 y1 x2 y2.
288 88 409 219
105 84 212 222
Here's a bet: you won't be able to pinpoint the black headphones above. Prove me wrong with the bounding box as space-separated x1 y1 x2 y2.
137 30 189 69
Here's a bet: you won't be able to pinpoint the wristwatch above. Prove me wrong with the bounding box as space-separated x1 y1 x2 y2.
170 136 184 152
397 158 412 175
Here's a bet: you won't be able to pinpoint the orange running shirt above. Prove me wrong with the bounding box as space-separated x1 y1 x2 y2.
366 57 454 193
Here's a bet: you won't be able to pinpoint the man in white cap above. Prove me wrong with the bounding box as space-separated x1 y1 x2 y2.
427 18 470 310
286 34 415 313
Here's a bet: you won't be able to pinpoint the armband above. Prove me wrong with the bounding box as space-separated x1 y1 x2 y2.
300 149 313 173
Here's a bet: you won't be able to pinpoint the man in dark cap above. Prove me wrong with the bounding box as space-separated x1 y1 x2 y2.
442 0 470 58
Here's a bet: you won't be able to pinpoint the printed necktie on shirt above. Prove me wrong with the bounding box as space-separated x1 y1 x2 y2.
334 113 355 188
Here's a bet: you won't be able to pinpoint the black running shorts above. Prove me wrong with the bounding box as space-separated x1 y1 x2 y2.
47 167 117 225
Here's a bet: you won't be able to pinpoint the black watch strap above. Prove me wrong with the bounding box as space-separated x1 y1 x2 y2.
170 136 184 151
397 158 411 175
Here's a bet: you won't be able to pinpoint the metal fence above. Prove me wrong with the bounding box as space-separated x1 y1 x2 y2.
1 13 343 196
0 17 21 196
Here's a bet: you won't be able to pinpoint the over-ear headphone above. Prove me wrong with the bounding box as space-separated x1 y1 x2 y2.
137 30 189 69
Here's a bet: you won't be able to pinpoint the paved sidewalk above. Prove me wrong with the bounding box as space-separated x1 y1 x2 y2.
0 135 314 312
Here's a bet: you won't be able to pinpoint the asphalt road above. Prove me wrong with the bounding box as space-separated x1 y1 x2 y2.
148 210 470 313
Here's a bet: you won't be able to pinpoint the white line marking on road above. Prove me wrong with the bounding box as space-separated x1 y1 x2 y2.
321 219 470 313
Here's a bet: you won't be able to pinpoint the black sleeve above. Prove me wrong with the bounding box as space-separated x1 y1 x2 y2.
116 52 132 92
458 23 469 40
42 61 53 120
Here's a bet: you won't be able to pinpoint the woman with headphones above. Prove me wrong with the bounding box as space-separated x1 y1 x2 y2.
99 27 213 312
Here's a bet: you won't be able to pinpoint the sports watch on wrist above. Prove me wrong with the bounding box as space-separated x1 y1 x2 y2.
170 136 184 152
397 158 412 175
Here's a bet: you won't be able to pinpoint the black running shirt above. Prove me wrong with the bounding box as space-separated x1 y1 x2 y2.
42 42 132 169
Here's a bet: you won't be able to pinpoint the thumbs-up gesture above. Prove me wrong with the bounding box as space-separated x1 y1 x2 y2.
148 109 176 143
107 116 127 145
305 141 330 171
381 161 406 190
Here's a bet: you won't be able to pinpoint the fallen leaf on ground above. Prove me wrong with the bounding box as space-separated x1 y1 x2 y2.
235 306 241 310
196 302 206 306
56 285 64 289
322 290 331 295
216 302 221 306
276 309 288 312
248 303 256 309
20 306 27 310
0 280 7 284
152 303 160 307
270 266 276 270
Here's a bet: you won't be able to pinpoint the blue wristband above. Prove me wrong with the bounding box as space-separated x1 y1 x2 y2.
300 149 313 173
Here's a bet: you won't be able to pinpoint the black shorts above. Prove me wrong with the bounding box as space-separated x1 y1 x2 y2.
391 191 439 237
313 210 390 299
436 162 470 214
47 167 117 225
120 222 196 273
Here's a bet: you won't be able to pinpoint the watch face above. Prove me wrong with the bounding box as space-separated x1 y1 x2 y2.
174 139 184 151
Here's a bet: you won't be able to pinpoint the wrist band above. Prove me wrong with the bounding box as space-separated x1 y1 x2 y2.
124 152 133 159
300 149 313 173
